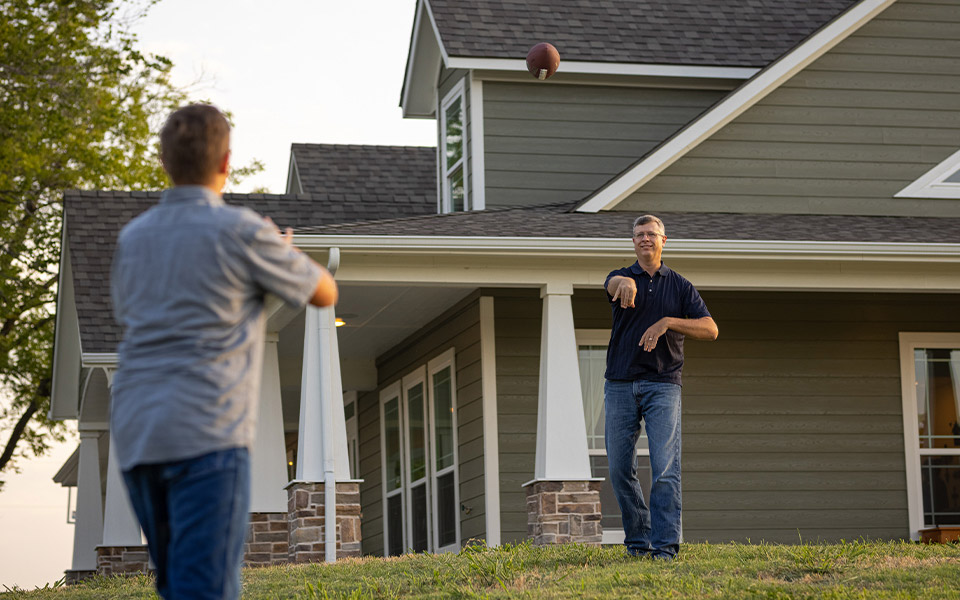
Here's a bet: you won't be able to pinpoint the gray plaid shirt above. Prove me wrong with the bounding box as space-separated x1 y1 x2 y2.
110 186 320 470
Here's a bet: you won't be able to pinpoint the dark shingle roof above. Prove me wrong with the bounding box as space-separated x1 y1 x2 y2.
428 0 859 67
290 144 436 220
297 202 960 244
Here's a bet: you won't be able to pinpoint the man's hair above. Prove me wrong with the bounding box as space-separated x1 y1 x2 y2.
159 104 230 185
632 214 665 236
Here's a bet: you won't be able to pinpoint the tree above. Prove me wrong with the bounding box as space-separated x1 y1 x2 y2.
0 0 260 488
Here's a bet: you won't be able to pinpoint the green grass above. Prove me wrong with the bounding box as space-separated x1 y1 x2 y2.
3 541 960 599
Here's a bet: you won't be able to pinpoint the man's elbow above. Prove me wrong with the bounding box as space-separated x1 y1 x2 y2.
706 319 719 341
309 273 338 307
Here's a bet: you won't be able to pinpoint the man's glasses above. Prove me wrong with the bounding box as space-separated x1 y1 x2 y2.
633 232 663 240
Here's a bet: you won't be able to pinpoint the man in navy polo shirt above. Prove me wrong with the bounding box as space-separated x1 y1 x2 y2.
604 214 718 560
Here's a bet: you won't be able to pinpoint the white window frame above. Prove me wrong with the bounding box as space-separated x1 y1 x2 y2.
427 347 461 553
439 79 469 213
576 329 655 545
895 148 960 199
401 366 431 552
898 332 960 539
343 391 359 480
379 381 405 556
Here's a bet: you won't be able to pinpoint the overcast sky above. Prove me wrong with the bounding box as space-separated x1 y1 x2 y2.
0 0 435 588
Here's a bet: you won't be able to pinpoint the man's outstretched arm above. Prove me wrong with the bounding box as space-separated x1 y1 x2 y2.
640 316 718 352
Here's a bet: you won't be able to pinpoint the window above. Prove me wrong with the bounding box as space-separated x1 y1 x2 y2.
344 391 359 479
440 81 468 213
380 348 460 555
895 148 960 199
899 333 960 538
576 330 652 544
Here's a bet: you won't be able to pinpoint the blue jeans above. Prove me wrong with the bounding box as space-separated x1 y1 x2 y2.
122 448 250 600
604 379 682 558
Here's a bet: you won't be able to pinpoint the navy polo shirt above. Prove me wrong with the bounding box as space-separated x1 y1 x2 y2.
604 262 710 385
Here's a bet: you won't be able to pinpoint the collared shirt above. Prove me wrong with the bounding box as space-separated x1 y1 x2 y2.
110 186 321 470
604 262 710 385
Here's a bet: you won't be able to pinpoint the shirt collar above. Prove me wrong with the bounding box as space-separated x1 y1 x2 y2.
629 261 671 277
160 185 225 206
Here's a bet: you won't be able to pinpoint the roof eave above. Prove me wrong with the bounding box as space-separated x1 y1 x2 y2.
575 0 899 213
49 223 82 422
401 0 446 119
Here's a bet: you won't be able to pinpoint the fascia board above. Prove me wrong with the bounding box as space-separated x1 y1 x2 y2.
576 0 898 213
285 151 301 194
401 0 447 118
295 235 960 262
445 58 759 80
50 225 82 421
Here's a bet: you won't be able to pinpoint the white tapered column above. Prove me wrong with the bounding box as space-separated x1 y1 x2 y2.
533 283 592 480
72 431 104 571
250 333 288 512
101 435 142 546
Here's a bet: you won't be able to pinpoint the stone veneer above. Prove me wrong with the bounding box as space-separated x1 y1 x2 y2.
64 570 97 585
287 482 362 562
526 480 603 546
245 512 290 567
96 545 151 577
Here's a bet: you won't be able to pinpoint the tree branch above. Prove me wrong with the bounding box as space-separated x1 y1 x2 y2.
0 400 38 473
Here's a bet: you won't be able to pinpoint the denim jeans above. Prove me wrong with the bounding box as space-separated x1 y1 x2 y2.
604 379 682 558
122 447 251 600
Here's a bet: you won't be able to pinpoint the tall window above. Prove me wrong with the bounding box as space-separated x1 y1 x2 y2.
900 333 960 536
577 330 652 543
380 349 460 555
440 81 467 213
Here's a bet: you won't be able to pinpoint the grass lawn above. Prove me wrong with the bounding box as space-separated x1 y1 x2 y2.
3 541 959 599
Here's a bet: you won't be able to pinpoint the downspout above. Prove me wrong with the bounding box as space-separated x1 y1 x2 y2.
321 248 340 563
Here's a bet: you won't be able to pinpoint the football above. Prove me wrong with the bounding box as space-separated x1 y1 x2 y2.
526 42 560 80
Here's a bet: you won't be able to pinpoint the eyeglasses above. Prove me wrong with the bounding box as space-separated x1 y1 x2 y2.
633 232 663 240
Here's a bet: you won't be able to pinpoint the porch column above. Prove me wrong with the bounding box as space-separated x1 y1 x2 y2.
287 305 361 563
246 333 290 567
524 283 602 546
67 430 103 583
98 433 149 576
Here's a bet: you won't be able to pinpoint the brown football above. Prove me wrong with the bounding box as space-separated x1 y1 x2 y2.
526 42 560 80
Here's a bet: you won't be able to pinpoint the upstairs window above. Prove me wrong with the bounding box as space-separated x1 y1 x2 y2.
896 149 960 199
440 81 468 213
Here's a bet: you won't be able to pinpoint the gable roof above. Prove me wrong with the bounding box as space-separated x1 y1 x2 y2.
290 143 436 201
575 0 897 212
428 0 859 67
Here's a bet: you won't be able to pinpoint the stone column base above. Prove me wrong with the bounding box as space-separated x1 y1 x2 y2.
287 481 362 562
64 570 97 585
96 545 150 577
245 512 289 567
525 480 603 546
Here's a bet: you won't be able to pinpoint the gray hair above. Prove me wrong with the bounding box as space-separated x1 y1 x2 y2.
632 214 665 236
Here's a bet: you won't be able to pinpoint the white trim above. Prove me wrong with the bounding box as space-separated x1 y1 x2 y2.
576 0 897 213
895 148 960 199
401 366 431 552
422 0 449 65
400 0 426 116
478 297 500 546
295 235 960 262
439 78 468 213
344 391 360 480
51 228 82 421
468 73 486 211
285 152 302 194
427 347 461 553
898 332 960 540
446 58 759 80
81 353 119 367
379 382 405 556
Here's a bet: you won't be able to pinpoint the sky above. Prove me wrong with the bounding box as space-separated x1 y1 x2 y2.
0 0 435 589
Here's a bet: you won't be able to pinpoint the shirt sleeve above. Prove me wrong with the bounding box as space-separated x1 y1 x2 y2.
680 278 711 319
234 218 322 308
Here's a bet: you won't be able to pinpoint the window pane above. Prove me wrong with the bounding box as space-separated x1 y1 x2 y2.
921 456 960 526
384 397 402 491
444 97 463 165
387 494 404 556
447 167 464 212
944 168 960 184
433 367 455 471
436 471 457 547
579 345 647 450
915 349 960 450
410 482 429 552
408 383 427 481
590 454 652 530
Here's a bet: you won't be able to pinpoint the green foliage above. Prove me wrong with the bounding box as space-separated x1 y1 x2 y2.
0 0 266 486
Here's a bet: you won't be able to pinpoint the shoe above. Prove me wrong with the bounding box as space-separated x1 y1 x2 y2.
626 547 652 558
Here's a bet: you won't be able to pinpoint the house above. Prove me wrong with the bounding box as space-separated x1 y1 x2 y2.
51 0 960 580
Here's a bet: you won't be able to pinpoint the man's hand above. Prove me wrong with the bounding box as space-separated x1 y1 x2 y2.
608 276 638 309
640 318 669 352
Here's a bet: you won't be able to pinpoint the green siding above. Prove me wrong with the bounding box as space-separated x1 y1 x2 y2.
618 0 960 217
359 293 484 555
483 82 726 207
